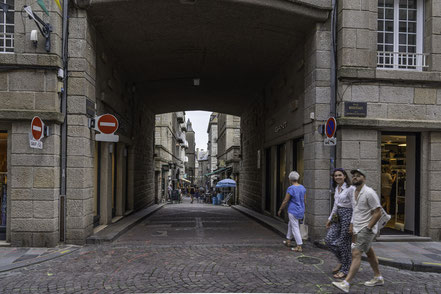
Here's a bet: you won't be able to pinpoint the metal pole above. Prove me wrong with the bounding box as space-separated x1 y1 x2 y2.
330 0 338 213
60 0 69 242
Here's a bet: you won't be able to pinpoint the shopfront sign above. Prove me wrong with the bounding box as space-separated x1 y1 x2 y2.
274 121 287 133
344 102 367 117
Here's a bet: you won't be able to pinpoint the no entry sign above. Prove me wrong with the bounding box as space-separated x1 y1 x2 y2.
325 117 337 138
31 116 44 141
93 114 119 142
97 114 118 134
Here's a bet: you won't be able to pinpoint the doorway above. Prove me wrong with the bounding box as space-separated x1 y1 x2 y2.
381 133 419 234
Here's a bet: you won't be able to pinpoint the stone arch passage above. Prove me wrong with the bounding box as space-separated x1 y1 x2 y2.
62 0 331 245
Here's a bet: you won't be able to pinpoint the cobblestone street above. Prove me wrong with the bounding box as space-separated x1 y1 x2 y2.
1 199 440 293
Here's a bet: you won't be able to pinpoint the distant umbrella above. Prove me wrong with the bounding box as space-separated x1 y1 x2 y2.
216 178 236 188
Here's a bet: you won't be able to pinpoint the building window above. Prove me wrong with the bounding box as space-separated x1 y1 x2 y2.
377 0 426 70
0 0 14 53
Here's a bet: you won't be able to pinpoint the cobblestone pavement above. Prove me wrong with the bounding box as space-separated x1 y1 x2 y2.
0 198 440 293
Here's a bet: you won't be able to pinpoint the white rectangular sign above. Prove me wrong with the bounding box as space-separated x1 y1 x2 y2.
96 133 119 142
30 138 43 149
324 137 337 146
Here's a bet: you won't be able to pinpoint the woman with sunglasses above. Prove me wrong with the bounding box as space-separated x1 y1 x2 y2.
325 168 355 279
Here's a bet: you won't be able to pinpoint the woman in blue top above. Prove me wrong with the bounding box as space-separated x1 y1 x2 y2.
277 171 306 252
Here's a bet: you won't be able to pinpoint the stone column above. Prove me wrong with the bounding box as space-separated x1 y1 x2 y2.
65 7 97 244
302 21 333 240
428 132 441 240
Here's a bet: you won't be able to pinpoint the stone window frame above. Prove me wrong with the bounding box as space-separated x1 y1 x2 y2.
0 0 14 53
377 0 425 70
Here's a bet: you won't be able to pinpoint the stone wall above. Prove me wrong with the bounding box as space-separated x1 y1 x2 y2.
239 99 265 212
1 0 64 246
428 131 441 240
132 101 155 209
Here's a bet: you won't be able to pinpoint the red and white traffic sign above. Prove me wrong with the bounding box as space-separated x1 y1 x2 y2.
93 114 119 142
325 117 337 138
31 116 44 141
96 114 118 134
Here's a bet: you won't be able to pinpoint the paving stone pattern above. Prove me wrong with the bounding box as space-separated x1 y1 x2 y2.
0 198 440 293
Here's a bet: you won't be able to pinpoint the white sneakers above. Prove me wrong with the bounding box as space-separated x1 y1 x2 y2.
364 276 385 287
332 281 349 293
332 276 384 292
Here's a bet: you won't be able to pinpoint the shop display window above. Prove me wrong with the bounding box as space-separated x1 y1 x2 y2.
381 135 408 232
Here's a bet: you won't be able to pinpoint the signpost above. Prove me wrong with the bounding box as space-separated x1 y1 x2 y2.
30 116 48 149
324 117 337 146
93 114 119 142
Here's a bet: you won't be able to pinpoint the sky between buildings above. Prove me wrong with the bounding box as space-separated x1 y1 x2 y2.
185 111 212 151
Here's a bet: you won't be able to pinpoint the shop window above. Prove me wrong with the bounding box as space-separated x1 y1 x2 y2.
377 0 426 70
381 134 417 234
0 0 14 53
0 131 7 240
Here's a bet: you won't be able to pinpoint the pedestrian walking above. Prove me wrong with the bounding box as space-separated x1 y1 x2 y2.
277 171 306 252
190 186 195 203
332 169 384 293
325 168 355 279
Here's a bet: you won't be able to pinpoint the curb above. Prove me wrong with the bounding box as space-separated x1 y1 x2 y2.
86 203 165 244
0 245 80 273
313 240 441 273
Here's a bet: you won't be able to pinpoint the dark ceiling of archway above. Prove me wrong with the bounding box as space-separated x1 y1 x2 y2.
87 0 328 115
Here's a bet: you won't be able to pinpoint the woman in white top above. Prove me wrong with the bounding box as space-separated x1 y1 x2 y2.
325 168 355 279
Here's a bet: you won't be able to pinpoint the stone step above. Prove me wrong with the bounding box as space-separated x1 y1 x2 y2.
376 235 432 242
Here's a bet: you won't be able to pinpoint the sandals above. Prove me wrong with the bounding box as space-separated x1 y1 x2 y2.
291 246 303 252
282 240 293 247
332 264 342 274
333 272 347 279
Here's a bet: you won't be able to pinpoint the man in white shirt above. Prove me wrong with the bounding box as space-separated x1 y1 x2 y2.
332 169 384 293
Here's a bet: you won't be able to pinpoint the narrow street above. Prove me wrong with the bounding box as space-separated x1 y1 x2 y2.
0 197 440 293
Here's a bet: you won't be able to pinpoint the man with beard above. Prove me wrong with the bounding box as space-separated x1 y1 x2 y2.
332 169 384 293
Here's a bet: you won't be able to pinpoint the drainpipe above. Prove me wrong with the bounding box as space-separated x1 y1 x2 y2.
330 0 338 212
60 0 69 242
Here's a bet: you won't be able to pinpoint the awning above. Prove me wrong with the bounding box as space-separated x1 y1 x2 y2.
204 167 231 177
181 178 191 183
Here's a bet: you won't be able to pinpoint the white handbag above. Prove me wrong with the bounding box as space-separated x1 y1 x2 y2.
300 222 309 240
377 208 391 230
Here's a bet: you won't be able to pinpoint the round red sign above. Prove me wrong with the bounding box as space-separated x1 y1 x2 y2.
97 114 118 134
325 117 337 138
31 116 44 140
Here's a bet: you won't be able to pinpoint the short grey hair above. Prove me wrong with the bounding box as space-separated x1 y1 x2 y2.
289 171 300 181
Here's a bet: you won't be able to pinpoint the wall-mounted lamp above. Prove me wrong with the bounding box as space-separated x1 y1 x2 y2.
30 30 38 47
193 78 200 86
